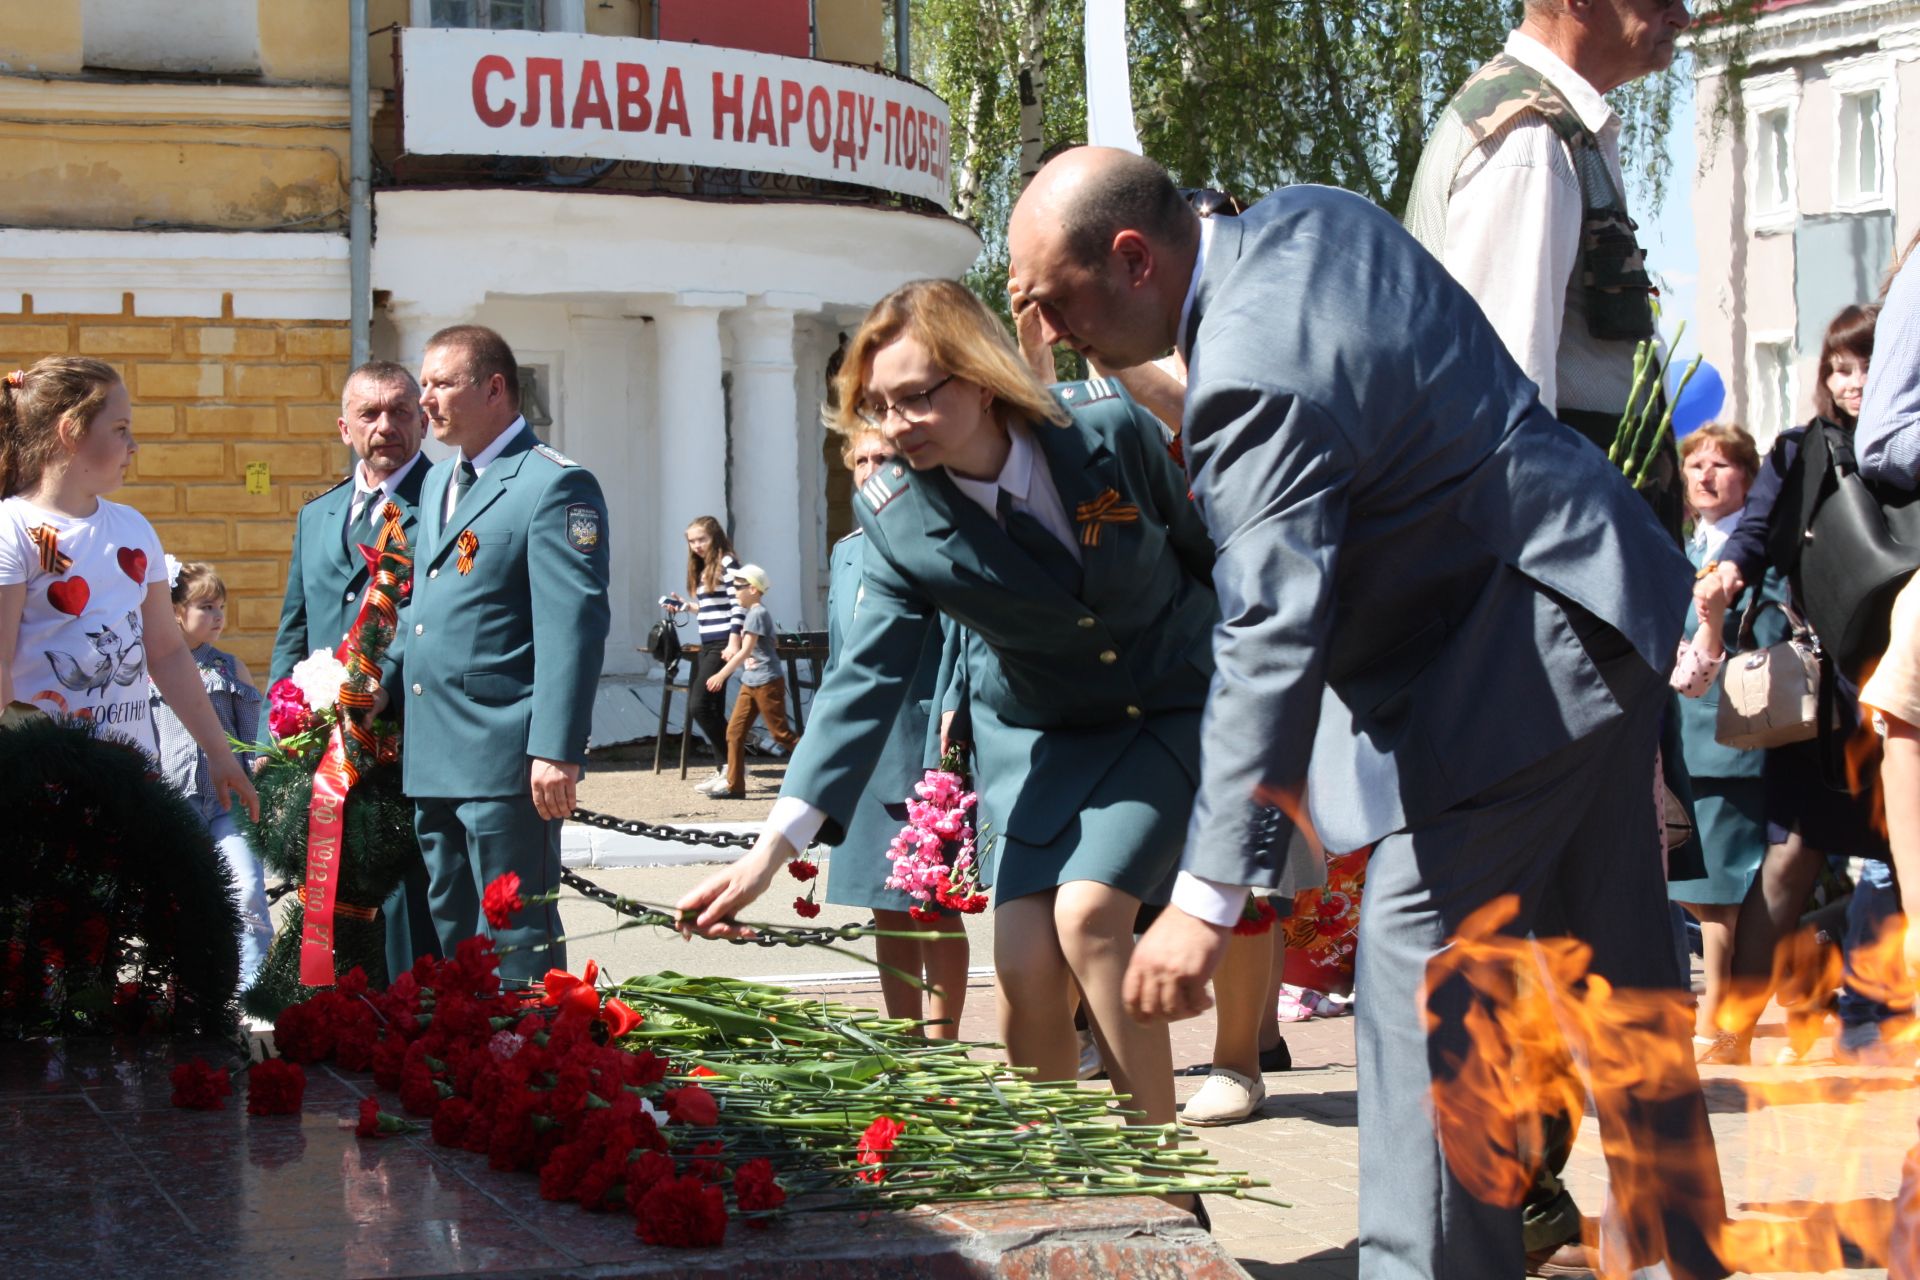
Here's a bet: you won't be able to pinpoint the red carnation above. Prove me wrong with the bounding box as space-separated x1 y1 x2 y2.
623 1149 676 1213
482 872 525 929
633 1173 727 1248
1232 896 1279 937
663 1083 719 1128
856 1114 906 1183
786 858 819 882
602 996 643 1039
430 1095 476 1148
247 1059 306 1116
732 1158 786 1217
792 896 821 919
353 1097 420 1138
170 1058 233 1110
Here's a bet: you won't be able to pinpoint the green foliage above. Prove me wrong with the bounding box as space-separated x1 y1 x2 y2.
913 0 1686 297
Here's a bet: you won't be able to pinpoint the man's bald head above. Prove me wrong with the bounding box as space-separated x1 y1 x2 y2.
1009 147 1201 371
1016 146 1198 267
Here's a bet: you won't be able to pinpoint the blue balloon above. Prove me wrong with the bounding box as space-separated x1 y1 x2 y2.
1667 360 1725 439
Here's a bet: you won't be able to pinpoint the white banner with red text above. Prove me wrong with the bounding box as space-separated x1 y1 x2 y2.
401 28 953 211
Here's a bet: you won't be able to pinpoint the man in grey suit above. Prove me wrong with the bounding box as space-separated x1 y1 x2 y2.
1009 149 1726 1279
273 360 439 980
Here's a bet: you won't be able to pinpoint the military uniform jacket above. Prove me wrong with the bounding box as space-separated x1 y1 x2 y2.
272 456 430 684
384 427 611 800
1179 186 1692 880
782 383 1218 850
824 529 945 812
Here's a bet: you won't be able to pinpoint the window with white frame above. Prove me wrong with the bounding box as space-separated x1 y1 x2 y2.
1752 340 1797 441
1838 90 1883 204
1756 109 1793 214
430 0 542 28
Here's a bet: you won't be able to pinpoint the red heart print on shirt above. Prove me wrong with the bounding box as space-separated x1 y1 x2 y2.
117 547 148 584
46 576 90 616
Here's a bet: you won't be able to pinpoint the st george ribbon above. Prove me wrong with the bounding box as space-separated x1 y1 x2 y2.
299 504 410 988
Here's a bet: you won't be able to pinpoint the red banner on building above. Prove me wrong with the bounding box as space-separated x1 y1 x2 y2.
658 0 810 59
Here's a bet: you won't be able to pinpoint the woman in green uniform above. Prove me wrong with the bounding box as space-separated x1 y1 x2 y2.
679 279 1218 1139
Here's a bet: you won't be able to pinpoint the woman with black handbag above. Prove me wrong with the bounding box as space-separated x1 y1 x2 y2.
1699 304 1891 1063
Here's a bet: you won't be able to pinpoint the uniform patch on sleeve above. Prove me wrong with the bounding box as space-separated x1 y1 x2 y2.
859 464 908 515
1056 377 1119 407
565 503 601 552
534 443 579 467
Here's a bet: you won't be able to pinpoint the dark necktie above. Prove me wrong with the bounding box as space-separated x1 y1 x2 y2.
997 488 1082 594
446 460 477 530
345 491 372 551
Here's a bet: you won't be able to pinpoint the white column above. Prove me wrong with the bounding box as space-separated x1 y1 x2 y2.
727 301 806 626
654 298 734 610
568 315 648 674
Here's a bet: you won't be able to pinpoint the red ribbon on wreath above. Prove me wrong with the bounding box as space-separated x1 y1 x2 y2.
298 516 410 987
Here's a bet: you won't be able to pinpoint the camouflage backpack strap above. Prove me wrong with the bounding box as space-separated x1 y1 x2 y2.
1449 53 1587 151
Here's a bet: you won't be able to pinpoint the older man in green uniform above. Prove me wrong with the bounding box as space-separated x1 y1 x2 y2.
377 325 611 982
273 359 439 979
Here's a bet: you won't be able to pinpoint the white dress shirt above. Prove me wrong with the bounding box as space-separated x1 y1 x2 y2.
443 415 528 525
348 451 424 540
1441 30 1629 417
1691 509 1743 565
764 423 1079 857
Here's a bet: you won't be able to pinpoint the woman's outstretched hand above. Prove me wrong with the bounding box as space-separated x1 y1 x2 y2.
675 829 794 939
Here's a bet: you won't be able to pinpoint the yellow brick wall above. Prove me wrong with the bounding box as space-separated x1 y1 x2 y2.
0 306 354 676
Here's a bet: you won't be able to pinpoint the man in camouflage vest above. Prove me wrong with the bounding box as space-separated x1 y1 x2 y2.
1405 0 1690 535
1405 2 1695 1274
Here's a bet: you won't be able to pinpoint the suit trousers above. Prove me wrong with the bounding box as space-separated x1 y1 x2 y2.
381 858 443 981
1355 661 1726 1280
727 677 799 794
413 795 563 984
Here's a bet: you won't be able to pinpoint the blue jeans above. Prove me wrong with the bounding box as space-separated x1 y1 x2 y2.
209 807 273 991
1838 858 1909 1043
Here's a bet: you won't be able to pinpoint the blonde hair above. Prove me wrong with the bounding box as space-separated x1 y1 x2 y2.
826 279 1070 441
1680 423 1762 486
170 561 227 607
0 357 122 498
839 424 889 470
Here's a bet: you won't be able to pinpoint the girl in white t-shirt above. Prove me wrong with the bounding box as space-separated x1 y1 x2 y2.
0 357 257 821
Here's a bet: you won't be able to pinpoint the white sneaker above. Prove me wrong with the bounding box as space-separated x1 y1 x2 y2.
1076 1028 1104 1080
694 773 728 795
1181 1067 1265 1127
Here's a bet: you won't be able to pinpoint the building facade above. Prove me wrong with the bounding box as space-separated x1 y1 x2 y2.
1691 0 1920 447
0 1 979 741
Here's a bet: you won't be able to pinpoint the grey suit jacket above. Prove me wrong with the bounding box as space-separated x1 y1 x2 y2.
1180 186 1691 880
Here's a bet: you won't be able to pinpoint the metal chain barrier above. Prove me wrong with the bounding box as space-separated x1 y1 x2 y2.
565 805 758 850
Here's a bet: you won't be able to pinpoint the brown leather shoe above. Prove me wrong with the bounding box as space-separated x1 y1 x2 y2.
1525 1241 1596 1277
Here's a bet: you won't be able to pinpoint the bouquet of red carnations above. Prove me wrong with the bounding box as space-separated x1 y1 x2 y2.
883 747 990 920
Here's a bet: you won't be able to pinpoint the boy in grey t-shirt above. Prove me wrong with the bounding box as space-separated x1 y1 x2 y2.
703 564 799 799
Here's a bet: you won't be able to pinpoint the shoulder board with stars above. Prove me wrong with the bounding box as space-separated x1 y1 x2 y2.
1054 376 1121 408
532 442 579 468
304 477 351 506
859 462 909 515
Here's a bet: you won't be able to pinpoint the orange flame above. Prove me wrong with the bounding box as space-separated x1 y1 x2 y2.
1426 895 1914 1276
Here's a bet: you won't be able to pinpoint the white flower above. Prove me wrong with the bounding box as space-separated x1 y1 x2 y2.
289 649 351 713
164 554 182 588
638 1096 668 1128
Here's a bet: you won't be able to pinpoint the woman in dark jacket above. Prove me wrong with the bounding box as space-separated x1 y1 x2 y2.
1699 303 1885 1062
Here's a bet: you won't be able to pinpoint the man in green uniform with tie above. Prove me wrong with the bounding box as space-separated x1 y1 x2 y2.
376 325 611 982
273 360 438 978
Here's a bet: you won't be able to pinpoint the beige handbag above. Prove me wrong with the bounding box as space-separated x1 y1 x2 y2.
1715 597 1821 750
